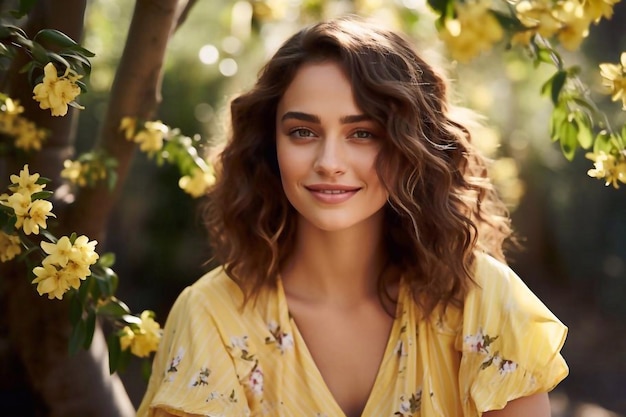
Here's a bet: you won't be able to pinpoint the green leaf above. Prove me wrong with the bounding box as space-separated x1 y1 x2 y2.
34 29 79 49
549 106 567 142
97 298 131 318
30 42 50 65
559 121 578 161
68 318 86 355
141 358 153 381
574 113 594 149
550 71 567 106
94 270 115 298
83 309 97 349
98 252 116 268
107 333 121 374
593 131 613 153
30 191 53 200
39 228 58 243
68 292 83 325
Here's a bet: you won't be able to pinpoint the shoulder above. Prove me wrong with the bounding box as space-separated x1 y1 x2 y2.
168 266 245 321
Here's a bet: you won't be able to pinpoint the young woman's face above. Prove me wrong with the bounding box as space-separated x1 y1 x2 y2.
275 61 389 233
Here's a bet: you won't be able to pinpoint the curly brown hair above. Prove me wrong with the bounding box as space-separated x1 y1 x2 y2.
204 16 512 315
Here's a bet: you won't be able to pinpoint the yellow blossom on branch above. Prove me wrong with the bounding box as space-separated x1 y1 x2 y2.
32 62 83 117
0 231 22 262
178 167 216 198
0 99 48 151
599 52 626 110
60 159 87 186
119 310 162 357
131 121 168 153
31 263 70 300
586 151 626 188
9 164 44 196
32 234 99 300
438 1 504 62
119 117 137 140
583 0 620 22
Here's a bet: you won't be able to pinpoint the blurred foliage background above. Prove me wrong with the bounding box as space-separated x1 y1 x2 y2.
64 0 626 414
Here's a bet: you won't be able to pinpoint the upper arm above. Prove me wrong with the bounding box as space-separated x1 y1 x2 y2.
482 393 551 417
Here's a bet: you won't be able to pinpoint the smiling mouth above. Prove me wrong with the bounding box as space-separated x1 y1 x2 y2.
316 189 352 194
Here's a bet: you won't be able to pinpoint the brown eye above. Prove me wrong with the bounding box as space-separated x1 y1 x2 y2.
290 128 316 138
351 130 375 140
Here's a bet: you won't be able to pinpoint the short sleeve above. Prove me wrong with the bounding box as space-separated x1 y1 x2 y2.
457 254 568 416
137 284 250 417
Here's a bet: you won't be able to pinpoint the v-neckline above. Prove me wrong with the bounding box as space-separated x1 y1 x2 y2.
276 277 405 417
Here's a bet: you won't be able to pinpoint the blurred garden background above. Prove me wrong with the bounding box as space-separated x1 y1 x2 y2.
1 0 625 416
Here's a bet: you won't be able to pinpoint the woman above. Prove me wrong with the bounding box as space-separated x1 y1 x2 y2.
138 16 568 417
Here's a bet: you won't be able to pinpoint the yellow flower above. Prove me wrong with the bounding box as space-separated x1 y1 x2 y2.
555 0 591 50
120 311 161 357
132 121 168 153
41 236 73 267
178 167 216 198
9 164 44 196
5 192 30 218
2 98 24 115
515 0 562 38
13 118 47 151
438 1 504 63
583 0 620 22
42 234 98 276
31 263 70 300
60 159 88 186
599 52 626 110
21 199 54 235
32 62 83 117
0 231 22 262
119 326 135 351
586 151 626 188
70 235 99 267
119 117 137 140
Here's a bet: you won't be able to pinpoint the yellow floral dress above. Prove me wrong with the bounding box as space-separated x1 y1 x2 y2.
137 253 568 417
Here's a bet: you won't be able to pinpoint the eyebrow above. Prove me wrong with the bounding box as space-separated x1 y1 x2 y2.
280 111 373 124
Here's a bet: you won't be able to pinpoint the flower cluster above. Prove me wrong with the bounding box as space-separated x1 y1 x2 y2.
178 167 216 198
32 62 83 117
0 96 48 151
31 234 99 300
121 117 215 198
119 310 162 357
0 165 54 235
513 0 620 50
438 0 503 62
0 231 22 262
600 52 626 110
60 158 106 187
586 151 626 188
121 117 169 153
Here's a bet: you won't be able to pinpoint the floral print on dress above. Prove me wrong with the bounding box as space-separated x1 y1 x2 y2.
248 363 264 395
164 347 185 382
190 367 211 387
394 388 422 416
265 320 294 353
464 328 518 374
230 335 255 361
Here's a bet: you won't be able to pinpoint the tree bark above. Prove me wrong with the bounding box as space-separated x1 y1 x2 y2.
1 0 194 416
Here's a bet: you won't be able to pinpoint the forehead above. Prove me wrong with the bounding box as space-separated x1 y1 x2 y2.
277 61 360 115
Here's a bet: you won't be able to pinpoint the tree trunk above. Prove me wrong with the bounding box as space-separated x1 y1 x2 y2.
1 0 195 415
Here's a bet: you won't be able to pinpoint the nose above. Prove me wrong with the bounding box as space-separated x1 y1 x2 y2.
313 137 346 176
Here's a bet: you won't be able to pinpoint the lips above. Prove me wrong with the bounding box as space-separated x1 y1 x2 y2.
305 184 360 203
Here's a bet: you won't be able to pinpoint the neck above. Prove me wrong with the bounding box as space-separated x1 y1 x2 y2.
282 212 387 306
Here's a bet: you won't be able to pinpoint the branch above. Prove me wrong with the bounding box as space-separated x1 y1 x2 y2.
66 0 191 240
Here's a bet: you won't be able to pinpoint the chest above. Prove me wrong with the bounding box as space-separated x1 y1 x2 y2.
288 302 395 417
